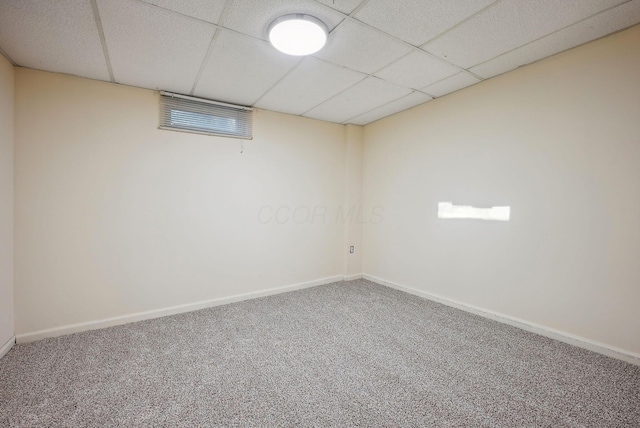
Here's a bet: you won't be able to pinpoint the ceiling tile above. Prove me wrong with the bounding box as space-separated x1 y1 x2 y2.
255 57 366 115
98 0 215 94
470 0 640 78
354 0 496 46
423 0 627 68
195 30 300 106
374 51 460 90
0 0 109 81
315 0 365 14
304 76 411 123
421 72 481 97
224 0 345 40
349 91 432 125
314 20 411 74
139 0 227 24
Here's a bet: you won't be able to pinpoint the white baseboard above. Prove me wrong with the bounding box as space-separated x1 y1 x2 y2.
0 336 15 360
344 273 363 281
363 274 640 366
16 274 345 343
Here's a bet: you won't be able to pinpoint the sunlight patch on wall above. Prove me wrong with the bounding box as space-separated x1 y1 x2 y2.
438 202 510 222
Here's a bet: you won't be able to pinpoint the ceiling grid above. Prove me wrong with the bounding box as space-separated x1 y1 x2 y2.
0 0 638 124
89 0 115 82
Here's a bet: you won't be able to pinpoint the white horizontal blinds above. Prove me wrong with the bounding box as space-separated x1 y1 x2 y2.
159 93 252 139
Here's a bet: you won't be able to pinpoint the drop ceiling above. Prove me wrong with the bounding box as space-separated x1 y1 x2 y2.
1 0 639 125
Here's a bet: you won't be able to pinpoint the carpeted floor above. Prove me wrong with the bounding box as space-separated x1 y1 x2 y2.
1 280 639 427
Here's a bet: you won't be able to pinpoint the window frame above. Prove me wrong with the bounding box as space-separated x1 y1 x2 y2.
159 91 253 140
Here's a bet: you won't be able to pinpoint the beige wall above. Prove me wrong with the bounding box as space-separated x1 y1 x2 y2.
344 124 363 277
0 53 14 348
363 25 640 355
14 69 349 335
10 25 640 356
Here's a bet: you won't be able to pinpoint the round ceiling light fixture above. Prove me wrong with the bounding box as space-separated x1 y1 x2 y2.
268 14 328 56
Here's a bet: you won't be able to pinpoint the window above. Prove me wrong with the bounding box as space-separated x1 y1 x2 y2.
159 92 252 139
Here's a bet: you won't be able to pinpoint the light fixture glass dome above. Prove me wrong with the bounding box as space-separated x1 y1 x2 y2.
268 14 328 56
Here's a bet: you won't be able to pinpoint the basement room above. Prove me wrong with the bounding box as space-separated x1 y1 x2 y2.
0 0 639 426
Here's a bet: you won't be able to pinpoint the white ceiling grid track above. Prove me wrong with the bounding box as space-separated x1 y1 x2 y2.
0 0 638 125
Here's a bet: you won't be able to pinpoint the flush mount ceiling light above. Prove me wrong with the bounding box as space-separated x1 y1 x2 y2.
268 14 328 56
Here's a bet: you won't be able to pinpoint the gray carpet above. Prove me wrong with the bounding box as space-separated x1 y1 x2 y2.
1 280 639 427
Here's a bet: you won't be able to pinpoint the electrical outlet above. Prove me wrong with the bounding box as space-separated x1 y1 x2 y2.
350 246 354 254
